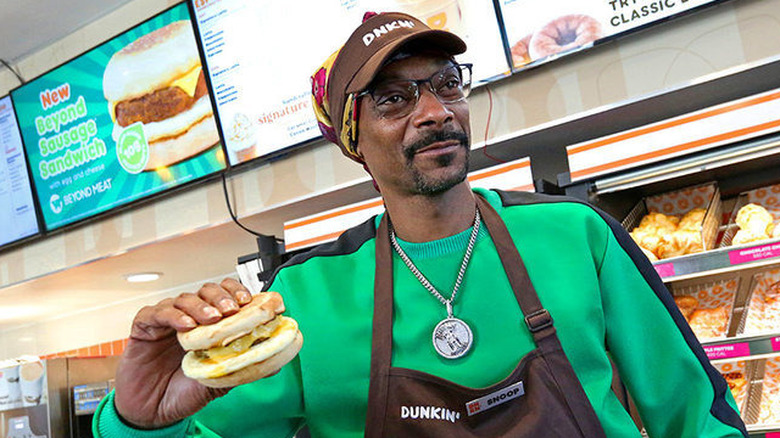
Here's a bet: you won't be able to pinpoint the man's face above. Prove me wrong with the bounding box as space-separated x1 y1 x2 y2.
355 55 471 196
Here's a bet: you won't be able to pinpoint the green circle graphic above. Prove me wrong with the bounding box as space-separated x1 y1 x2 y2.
116 123 150 174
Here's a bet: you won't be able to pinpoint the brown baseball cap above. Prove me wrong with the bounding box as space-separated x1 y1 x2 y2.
320 11 466 158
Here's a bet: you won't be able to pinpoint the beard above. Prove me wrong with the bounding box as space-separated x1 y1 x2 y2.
402 130 470 196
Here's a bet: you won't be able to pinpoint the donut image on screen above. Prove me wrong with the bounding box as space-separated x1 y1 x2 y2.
510 33 533 68
528 14 603 61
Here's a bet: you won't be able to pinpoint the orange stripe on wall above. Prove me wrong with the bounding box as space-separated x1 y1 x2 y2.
512 184 535 192
286 161 530 234
287 161 531 233
468 160 530 181
571 118 780 179
112 340 124 355
286 230 346 251
568 90 780 155
285 199 384 231
35 339 129 361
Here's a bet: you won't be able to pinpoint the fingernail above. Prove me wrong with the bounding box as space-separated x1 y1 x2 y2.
237 291 251 304
180 315 196 328
219 298 238 312
204 306 221 318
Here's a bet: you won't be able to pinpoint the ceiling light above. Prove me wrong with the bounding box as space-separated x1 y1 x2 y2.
125 272 162 283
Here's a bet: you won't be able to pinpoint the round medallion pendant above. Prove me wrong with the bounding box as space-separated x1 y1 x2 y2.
432 317 473 359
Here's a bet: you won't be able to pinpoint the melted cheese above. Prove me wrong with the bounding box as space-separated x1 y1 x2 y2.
204 317 283 361
170 66 202 98
109 102 117 124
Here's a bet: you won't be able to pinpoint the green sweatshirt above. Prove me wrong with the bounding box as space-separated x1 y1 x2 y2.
94 188 747 437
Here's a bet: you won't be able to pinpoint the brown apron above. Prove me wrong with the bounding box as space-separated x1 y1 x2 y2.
364 195 608 437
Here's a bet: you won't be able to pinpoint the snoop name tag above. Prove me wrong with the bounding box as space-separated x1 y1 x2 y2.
465 381 525 416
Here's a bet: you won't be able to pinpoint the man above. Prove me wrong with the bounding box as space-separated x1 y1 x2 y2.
93 12 748 437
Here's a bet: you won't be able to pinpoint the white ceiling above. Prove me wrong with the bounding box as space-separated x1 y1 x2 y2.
0 0 135 63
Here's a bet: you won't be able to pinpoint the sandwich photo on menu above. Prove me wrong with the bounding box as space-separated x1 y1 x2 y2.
102 20 219 172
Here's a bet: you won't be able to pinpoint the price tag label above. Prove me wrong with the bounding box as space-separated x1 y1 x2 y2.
703 343 750 360
728 242 780 265
654 262 675 278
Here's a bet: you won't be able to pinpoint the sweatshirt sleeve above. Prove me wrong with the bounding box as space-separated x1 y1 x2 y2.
595 211 748 438
92 391 191 438
93 274 305 438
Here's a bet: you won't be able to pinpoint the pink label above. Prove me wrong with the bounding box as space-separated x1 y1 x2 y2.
729 242 780 265
654 262 675 278
773 337 780 352
703 343 750 360
766 433 780 438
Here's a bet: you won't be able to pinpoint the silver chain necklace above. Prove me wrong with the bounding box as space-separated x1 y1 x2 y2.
389 206 480 359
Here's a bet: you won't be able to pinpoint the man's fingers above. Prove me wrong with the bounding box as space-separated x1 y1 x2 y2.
220 278 252 304
198 282 242 316
131 300 196 340
130 278 253 343
156 305 198 331
174 292 223 324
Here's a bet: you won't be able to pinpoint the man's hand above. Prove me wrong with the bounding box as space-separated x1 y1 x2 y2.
113 278 252 429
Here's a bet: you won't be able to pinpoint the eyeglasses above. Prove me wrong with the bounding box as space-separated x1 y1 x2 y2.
359 63 472 119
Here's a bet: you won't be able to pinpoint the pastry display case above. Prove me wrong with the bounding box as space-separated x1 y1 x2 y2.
709 354 780 434
713 359 752 416
551 58 780 437
622 182 722 262
671 277 738 342
580 163 780 437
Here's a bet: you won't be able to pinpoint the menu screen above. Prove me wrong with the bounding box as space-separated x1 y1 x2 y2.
192 0 509 166
499 0 725 71
0 96 40 248
11 3 225 231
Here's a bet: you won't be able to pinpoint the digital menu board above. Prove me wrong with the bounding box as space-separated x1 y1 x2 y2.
498 0 727 71
191 0 509 166
0 96 40 248
11 3 225 231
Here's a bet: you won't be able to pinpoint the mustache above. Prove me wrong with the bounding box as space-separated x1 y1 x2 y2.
403 130 470 160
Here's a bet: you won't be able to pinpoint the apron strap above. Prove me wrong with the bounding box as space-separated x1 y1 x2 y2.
476 195 607 436
365 214 393 436
475 196 556 342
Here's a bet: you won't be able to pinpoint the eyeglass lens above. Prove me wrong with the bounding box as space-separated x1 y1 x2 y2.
369 64 471 119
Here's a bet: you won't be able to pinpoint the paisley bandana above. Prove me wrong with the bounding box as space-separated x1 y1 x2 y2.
311 48 363 161
340 93 360 157
310 50 347 151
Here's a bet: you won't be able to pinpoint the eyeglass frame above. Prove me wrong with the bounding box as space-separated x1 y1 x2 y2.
356 62 473 119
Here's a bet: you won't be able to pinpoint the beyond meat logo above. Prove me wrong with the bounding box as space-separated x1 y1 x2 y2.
400 405 461 423
362 20 415 46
